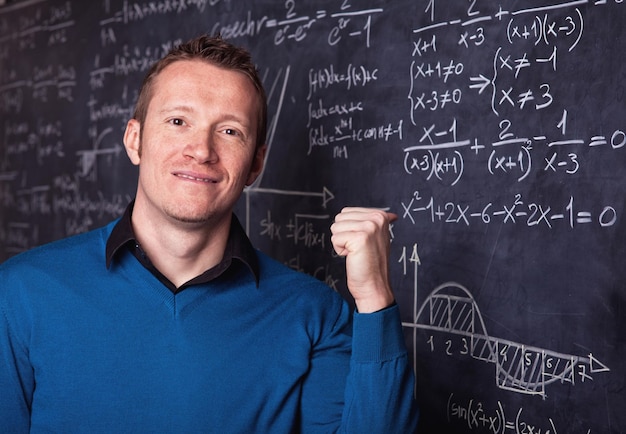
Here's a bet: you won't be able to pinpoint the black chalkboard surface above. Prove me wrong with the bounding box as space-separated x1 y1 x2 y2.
1 1 625 432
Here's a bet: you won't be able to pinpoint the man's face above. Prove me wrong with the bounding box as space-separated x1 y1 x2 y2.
124 59 265 227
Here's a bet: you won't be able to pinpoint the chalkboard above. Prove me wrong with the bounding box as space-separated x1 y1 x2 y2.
1 0 625 432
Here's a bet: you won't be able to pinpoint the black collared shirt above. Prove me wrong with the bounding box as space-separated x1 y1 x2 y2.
105 202 260 293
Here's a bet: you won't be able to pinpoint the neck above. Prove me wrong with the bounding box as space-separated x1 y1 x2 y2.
131 206 231 289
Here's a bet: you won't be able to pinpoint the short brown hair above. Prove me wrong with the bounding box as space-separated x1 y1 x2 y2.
132 34 267 150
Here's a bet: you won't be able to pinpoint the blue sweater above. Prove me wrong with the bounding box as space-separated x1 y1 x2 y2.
0 221 418 433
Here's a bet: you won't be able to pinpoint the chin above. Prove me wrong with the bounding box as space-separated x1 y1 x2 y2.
163 200 232 226
164 206 213 225
173 215 212 225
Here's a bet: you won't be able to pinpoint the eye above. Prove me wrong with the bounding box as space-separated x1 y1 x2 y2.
169 118 185 126
222 128 240 136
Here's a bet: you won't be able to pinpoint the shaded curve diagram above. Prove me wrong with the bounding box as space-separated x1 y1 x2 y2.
403 282 610 399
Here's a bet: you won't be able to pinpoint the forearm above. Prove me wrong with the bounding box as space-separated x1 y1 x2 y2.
299 298 419 433
341 304 419 433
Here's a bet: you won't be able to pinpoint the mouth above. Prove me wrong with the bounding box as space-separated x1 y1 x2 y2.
173 172 218 183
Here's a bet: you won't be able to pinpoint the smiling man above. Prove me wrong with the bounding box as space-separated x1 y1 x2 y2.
0 35 419 433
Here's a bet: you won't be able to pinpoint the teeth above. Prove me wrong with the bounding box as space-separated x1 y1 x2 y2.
179 174 211 182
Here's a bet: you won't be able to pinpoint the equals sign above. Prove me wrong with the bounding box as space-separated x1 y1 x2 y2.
589 136 607 147
316 10 327 19
576 211 592 224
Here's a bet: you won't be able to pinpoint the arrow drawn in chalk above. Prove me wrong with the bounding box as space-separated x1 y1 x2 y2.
246 186 335 209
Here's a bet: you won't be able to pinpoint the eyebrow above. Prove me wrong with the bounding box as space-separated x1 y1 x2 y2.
219 113 252 128
158 105 194 116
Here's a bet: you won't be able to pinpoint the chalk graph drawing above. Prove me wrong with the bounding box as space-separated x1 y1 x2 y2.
243 65 336 234
403 281 610 399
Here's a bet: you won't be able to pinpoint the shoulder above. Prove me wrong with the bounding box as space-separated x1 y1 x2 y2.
255 250 345 307
253 250 352 340
0 222 114 289
256 250 329 288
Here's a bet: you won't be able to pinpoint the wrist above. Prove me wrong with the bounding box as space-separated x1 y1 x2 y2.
354 292 395 313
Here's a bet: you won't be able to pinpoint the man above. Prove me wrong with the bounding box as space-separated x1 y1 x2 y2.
0 35 418 432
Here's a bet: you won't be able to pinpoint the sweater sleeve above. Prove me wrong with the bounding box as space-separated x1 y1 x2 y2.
0 286 33 433
299 299 419 433
343 304 420 433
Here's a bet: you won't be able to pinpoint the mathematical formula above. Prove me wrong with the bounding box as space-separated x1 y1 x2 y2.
1 1 624 431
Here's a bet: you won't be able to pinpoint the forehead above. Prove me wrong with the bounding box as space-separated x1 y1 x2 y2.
148 59 261 114
156 60 254 95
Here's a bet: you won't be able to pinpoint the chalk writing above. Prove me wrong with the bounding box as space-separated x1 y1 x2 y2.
307 63 379 99
1 1 625 432
401 193 616 229
405 281 609 399
447 394 564 433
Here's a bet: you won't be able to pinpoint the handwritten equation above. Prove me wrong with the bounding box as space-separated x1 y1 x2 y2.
96 1 382 48
1 1 625 431
448 394 567 434
403 119 625 182
401 193 616 229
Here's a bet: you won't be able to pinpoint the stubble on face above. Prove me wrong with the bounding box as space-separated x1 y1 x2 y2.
131 60 263 231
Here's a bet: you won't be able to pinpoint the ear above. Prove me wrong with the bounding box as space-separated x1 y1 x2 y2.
245 144 267 186
123 119 141 166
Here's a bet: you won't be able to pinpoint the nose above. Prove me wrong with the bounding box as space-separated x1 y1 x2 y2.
184 131 218 164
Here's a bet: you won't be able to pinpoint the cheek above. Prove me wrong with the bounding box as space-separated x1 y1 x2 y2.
222 147 253 169
141 137 176 166
236 155 258 181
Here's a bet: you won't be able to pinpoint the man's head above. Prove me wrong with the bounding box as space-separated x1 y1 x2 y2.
122 35 267 228
133 34 267 151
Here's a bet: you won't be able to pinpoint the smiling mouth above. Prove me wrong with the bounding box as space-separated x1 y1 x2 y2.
175 173 217 183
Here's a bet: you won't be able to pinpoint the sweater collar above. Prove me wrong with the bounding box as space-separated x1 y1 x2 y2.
105 201 260 289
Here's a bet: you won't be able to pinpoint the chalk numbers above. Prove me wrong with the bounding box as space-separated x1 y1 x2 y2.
427 335 470 356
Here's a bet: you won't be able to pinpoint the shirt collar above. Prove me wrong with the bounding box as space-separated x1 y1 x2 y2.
106 201 260 288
